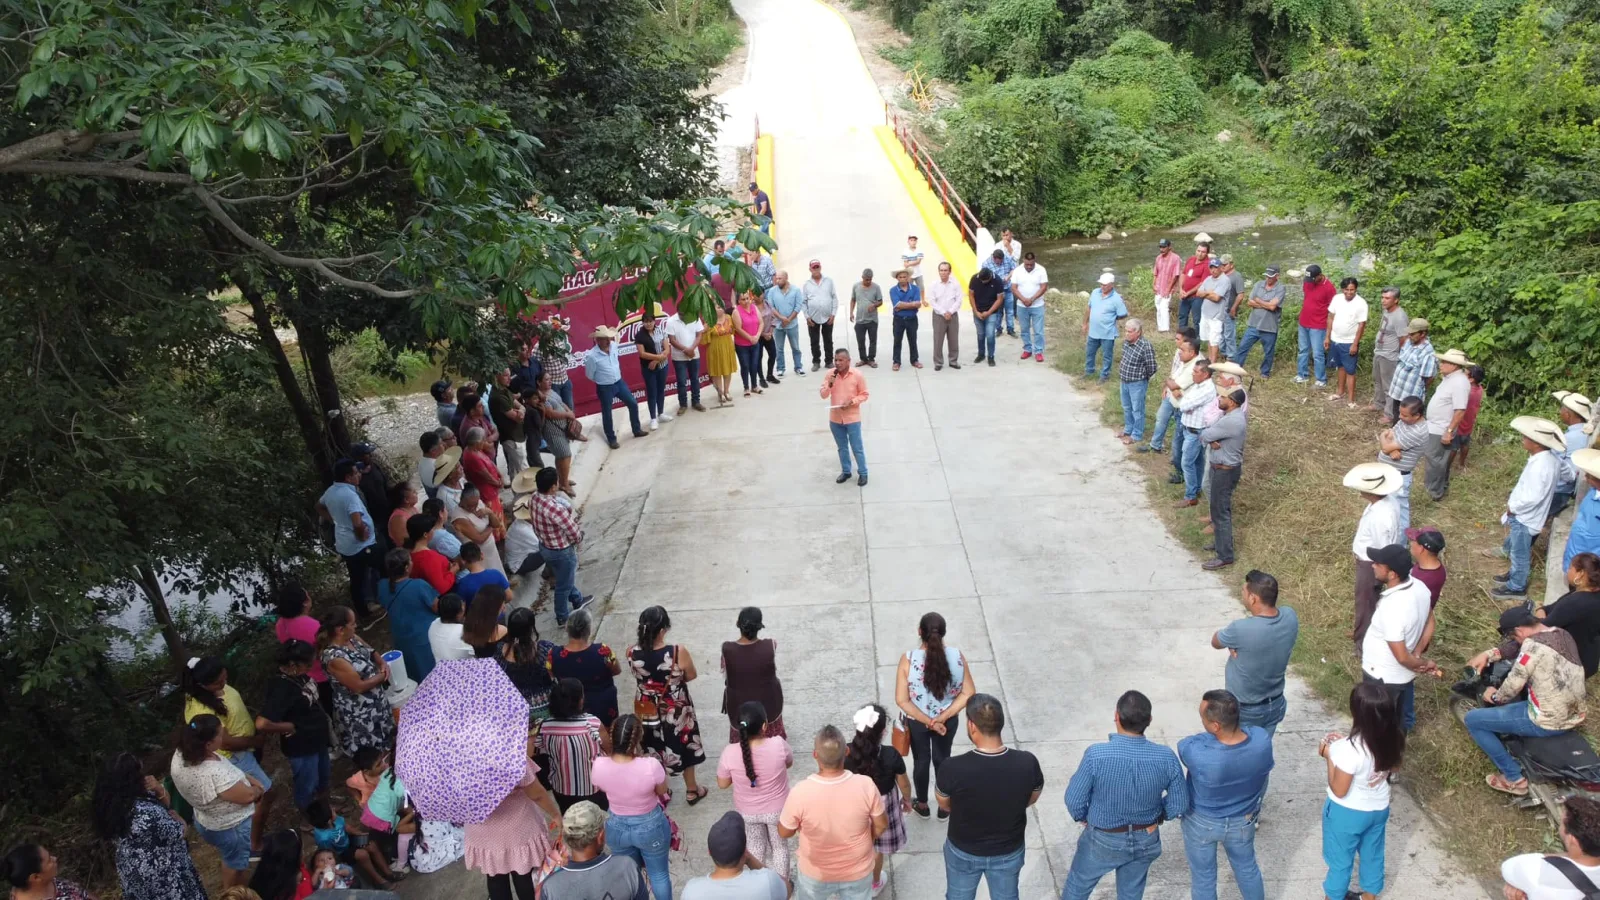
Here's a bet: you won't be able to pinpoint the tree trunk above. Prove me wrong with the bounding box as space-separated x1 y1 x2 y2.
135 560 188 669
291 292 352 453
240 274 336 484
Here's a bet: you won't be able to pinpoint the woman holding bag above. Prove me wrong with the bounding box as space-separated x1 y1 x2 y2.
628 606 708 804
893 611 975 819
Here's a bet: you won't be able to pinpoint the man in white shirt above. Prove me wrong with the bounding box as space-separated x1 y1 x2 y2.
666 311 707 413
1360 543 1439 732
997 228 1022 264
1173 359 1217 507
1324 277 1368 408
1345 462 1405 647
901 235 925 290
1493 416 1571 601
1553 390 1593 517
802 260 839 372
927 261 963 371
1502 794 1600 900
1009 253 1049 362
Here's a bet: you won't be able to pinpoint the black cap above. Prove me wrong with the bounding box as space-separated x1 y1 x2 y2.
1365 543 1413 578
748 182 758 191
1305 264 1323 278
429 377 453 401
1406 526 1445 554
706 811 747 866
1158 238 1172 248
1498 606 1539 635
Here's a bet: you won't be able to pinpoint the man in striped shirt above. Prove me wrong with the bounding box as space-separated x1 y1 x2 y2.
531 467 589 626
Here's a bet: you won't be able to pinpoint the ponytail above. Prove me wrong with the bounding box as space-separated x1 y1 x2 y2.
636 606 670 652
181 656 229 718
382 548 410 586
178 714 222 765
844 703 887 782
918 612 952 699
736 701 768 788
610 714 643 759
2 843 43 889
316 606 354 652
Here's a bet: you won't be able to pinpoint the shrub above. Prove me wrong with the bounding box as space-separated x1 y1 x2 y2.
1149 149 1243 208
1067 31 1206 128
918 0 1064 80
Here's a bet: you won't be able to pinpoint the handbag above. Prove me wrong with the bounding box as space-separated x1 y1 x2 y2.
891 714 911 756
565 417 583 440
1546 857 1600 900
634 693 661 725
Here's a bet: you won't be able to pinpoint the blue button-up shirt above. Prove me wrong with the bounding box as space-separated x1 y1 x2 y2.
319 481 375 557
1566 487 1600 572
1086 288 1129 341
749 254 777 292
889 283 922 318
765 283 804 323
582 343 623 386
1064 733 1188 829
983 255 1016 285
1177 728 1274 820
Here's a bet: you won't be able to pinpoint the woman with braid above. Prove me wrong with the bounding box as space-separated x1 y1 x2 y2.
844 703 911 896
591 714 675 900
716 701 795 882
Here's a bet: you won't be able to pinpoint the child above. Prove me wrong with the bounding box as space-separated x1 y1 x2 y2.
306 798 397 889
1452 365 1485 471
355 746 418 872
310 849 355 890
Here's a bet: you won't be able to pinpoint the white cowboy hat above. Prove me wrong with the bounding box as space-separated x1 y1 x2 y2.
1571 448 1600 482
1193 232 1214 244
431 446 462 488
1553 390 1593 420
1097 272 1116 285
1434 348 1472 367
1511 415 1567 453
1343 462 1404 497
591 325 619 340
1209 361 1247 378
512 496 534 521
510 468 539 494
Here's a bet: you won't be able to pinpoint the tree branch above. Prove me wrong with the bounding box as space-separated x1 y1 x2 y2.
0 129 141 168
0 159 194 184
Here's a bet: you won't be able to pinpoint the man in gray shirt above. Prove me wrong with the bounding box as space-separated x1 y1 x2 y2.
1212 569 1299 735
1194 257 1233 362
849 268 882 368
1371 287 1409 421
802 260 839 371
542 801 647 900
1232 265 1286 377
1198 388 1247 570
1221 254 1246 361
682 811 787 900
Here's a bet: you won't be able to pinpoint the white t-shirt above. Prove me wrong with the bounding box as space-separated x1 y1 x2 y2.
1502 853 1600 900
666 315 704 361
1425 370 1469 435
170 752 254 831
428 620 473 664
1361 578 1432 683
1009 264 1048 303
1326 736 1390 811
1352 494 1402 558
504 519 540 570
417 455 437 492
1327 294 1369 344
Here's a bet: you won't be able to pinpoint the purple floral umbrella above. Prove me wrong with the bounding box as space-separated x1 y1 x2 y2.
395 657 529 824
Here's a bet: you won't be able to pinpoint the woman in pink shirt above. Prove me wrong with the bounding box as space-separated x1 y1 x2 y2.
732 290 765 398
716 701 794 884
272 582 330 716
590 715 674 900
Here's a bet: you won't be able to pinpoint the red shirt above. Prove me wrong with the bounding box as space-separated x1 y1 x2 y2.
1458 384 1484 436
1180 254 1210 294
410 547 454 593
461 449 504 514
1298 277 1336 329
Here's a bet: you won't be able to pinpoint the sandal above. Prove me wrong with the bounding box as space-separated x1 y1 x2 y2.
685 786 710 806
1485 773 1529 796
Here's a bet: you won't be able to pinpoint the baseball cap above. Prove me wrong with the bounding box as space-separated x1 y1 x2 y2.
1097 272 1116 285
563 800 606 847
349 442 377 457
1405 526 1445 554
808 259 821 268
1305 264 1323 278
1158 238 1172 248
429 378 453 401
1365 543 1413 578
707 811 748 867
1207 256 1222 268
1264 265 1280 276
748 181 758 190
1220 254 1234 264
1499 606 1539 635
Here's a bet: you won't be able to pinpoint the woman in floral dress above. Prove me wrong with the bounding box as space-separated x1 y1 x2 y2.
628 605 709 804
318 606 395 756
90 752 207 900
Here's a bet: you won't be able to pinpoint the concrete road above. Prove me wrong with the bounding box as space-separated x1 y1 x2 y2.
397 0 1491 897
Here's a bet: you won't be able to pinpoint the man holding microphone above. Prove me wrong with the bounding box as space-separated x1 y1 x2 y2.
821 348 870 486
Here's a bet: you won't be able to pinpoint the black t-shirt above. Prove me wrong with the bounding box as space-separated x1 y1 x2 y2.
260 674 331 758
489 390 526 443
936 747 1044 856
1544 590 1600 677
969 274 1003 314
846 745 907 796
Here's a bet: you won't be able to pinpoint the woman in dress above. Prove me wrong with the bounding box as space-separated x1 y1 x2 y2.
722 606 784 743
248 829 314 900
387 482 418 548
534 370 582 497
273 580 333 717
317 606 395 757
715 701 793 883
451 484 505 573
376 548 441 682
844 703 912 895
706 303 738 405
180 655 277 851
90 752 206 900
590 715 674 900
1320 681 1405 900
629 605 708 803
893 611 975 819
538 678 611 811
463 747 562 900
732 290 765 398
498 608 557 720
460 426 505 516
170 715 264 888
549 610 622 725
455 390 499 457
3 844 96 900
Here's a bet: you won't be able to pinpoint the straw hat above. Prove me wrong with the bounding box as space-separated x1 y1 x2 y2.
1511 415 1567 453
591 325 618 340
1343 462 1404 497
512 496 534 521
1209 361 1247 378
510 469 539 494
1571 448 1600 482
1553 390 1593 420
1434 348 1472 367
431 446 462 487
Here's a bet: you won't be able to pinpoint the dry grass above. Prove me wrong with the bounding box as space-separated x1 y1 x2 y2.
1044 288 1580 873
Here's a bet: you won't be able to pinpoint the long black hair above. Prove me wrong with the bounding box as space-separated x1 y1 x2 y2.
550 678 585 720
918 612 952 699
504 607 540 664
182 656 229 717
611 713 644 758
637 606 671 651
1349 681 1405 775
248 829 306 900
735 701 768 788
2 844 43 889
844 703 888 783
178 714 222 766
273 580 309 619
91 752 148 840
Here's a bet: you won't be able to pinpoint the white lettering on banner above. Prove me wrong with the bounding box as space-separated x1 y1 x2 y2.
560 266 649 294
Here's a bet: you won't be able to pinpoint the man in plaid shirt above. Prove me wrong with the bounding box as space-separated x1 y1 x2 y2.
1117 318 1158 446
1385 318 1436 420
530 467 590 625
982 248 1018 337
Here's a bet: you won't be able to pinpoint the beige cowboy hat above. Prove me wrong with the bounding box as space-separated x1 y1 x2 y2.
1209 361 1247 378
1511 415 1567 453
1434 348 1472 367
512 496 534 521
431 446 462 488
1571 448 1600 482
1553 390 1593 420
1405 318 1430 335
591 324 619 340
891 268 910 278
1193 232 1214 244
1343 462 1404 497
510 468 539 494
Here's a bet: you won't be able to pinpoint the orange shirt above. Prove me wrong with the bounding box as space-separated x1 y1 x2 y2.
779 772 883 883
820 367 868 425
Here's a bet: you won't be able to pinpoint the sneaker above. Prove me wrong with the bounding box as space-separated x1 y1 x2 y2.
649 418 658 431
1314 381 1328 389
797 368 807 376
1292 376 1307 384
1036 354 1045 362
936 806 949 821
987 358 995 367
974 354 985 363
658 412 674 422
1490 587 1527 601
571 595 594 611
871 877 886 897
912 801 931 819
1493 571 1512 583
1020 350 1031 360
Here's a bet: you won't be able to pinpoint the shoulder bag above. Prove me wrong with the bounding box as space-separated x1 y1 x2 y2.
1546 856 1600 900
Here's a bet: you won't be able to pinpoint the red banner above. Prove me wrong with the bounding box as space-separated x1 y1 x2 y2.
535 267 729 417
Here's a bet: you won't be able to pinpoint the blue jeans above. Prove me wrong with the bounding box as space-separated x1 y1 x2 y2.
1178 295 1197 331
553 379 574 411
1169 415 1190 472
543 544 583 623
1321 800 1387 900
774 322 804 372
673 358 701 408
640 363 667 419
1465 701 1567 782
796 873 871 900
595 379 641 442
1062 826 1162 900
196 817 254 872
1396 470 1413 533
1085 337 1116 379
1017 302 1045 355
1002 293 1017 333
1182 812 1264 900
231 750 273 792
735 342 762 391
606 806 672 900
1296 325 1327 382
975 312 1000 358
944 841 1024 900
1232 328 1278 376
830 421 867 476
1220 314 1239 359
1504 519 1535 593
287 751 331 810
1181 428 1207 501
1120 379 1149 441
1148 396 1176 451
1236 695 1286 736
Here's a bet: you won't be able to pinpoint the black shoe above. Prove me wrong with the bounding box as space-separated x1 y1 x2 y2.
1490 587 1527 601
858 473 868 486
1167 473 1184 484
987 357 995 367
606 439 620 449
912 801 930 819
1202 558 1235 570
768 374 781 384
836 473 851 484
934 364 943 371
950 363 961 369
632 430 649 438
974 354 985 363
1493 571 1512 583
1203 543 1216 552
936 806 949 821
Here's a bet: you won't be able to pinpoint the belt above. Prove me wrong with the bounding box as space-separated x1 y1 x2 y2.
1211 463 1238 470
1185 426 1201 434
1239 695 1282 706
1097 822 1159 834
